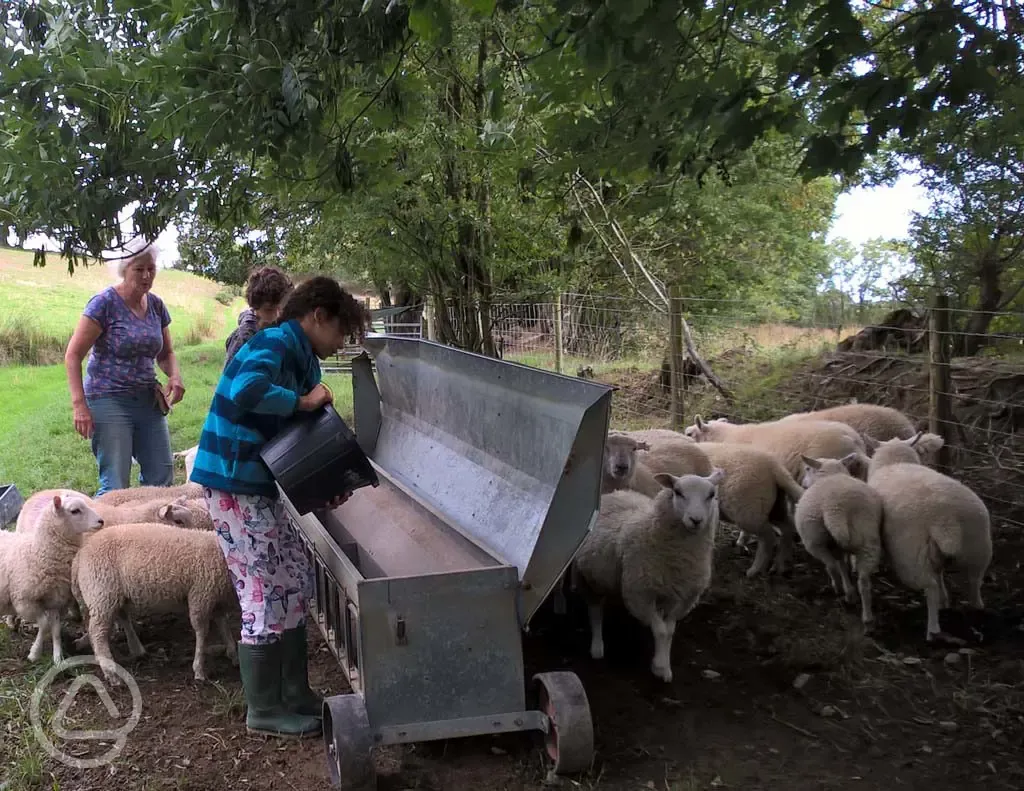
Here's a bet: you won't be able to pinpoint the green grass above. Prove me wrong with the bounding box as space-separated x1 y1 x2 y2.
0 246 245 365
0 344 356 498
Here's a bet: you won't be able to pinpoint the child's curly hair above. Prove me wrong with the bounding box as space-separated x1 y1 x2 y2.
279 276 371 338
245 266 293 311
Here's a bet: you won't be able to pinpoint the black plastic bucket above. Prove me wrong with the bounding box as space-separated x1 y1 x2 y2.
260 404 379 515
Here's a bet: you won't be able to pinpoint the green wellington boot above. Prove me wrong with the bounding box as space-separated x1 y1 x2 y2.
280 626 324 718
237 640 322 738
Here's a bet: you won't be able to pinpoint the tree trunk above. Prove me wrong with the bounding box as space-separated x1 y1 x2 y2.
961 256 1003 355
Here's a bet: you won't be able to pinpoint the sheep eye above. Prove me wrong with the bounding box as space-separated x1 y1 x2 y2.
706 492 715 501
70 508 80 514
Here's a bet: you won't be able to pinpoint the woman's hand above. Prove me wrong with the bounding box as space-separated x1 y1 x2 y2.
72 400 94 439
298 383 333 412
165 375 186 406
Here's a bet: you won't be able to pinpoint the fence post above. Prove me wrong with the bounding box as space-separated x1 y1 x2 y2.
929 293 953 474
668 284 685 429
553 291 564 374
424 295 437 341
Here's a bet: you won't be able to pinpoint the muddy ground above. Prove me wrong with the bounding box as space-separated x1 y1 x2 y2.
6 515 1022 791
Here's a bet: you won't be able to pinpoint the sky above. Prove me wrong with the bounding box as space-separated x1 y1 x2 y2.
10 174 931 271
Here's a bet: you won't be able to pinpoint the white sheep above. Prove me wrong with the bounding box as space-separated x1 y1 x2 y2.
683 415 869 482
16 489 197 534
795 454 884 627
780 403 917 444
639 440 804 577
0 493 105 662
573 469 725 682
72 521 240 682
95 481 204 506
866 432 991 644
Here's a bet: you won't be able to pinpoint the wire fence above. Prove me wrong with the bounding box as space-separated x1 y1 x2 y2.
352 291 1024 531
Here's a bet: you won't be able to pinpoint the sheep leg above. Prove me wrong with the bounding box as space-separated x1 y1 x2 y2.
587 601 605 660
49 611 65 664
648 611 676 683
937 571 950 609
770 524 797 575
27 615 49 662
216 614 239 665
833 555 857 604
189 604 211 681
745 528 778 578
119 616 146 659
857 569 874 629
965 566 985 610
88 611 123 685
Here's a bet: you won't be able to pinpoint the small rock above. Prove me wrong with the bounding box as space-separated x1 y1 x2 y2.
902 656 923 666
820 705 839 718
702 669 722 680
710 777 724 787
938 721 959 733
944 652 962 665
793 673 812 690
490 746 507 755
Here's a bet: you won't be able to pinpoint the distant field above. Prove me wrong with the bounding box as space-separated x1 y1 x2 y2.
0 245 245 365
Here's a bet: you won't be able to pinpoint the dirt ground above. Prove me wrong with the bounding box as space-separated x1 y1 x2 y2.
6 514 1022 791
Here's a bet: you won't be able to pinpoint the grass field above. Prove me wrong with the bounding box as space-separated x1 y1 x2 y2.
0 246 244 365
0 343 357 497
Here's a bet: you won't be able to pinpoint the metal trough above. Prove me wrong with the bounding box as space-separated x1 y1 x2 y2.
278 335 614 789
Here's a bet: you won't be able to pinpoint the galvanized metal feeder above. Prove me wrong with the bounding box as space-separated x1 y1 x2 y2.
279 335 613 789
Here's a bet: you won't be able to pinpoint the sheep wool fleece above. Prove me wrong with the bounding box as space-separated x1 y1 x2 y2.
206 489 314 645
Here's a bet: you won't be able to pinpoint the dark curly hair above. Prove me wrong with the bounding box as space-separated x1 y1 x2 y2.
278 276 371 337
245 266 293 311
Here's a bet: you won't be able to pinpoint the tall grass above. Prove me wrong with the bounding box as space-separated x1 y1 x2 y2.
0 313 69 366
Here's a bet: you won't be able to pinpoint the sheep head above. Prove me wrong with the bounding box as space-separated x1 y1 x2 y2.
654 468 725 533
602 432 650 491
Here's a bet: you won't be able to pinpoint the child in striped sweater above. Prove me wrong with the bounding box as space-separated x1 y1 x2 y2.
191 276 370 739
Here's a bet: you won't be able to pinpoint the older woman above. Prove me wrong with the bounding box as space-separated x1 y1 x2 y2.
64 246 186 496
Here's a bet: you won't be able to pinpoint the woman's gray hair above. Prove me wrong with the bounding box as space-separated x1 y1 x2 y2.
115 242 157 278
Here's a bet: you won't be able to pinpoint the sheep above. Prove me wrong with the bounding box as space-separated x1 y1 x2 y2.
71 521 240 683
16 489 197 534
795 454 884 627
0 493 105 663
573 469 725 682
866 432 992 644
779 403 917 444
621 428 695 447
640 440 804 577
683 415 869 483
95 481 204 506
602 432 651 494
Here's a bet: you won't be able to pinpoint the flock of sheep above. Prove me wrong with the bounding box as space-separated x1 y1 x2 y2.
573 403 993 682
0 482 240 684
0 401 995 694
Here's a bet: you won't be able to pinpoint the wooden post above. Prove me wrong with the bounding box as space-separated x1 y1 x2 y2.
553 291 564 374
929 293 953 474
424 295 437 341
669 284 685 429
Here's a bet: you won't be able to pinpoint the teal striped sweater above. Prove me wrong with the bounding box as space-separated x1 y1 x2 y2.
190 319 321 497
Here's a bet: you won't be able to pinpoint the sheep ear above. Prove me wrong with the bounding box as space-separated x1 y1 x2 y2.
633 439 651 452
52 494 63 511
654 473 676 490
695 414 706 429
801 455 821 470
907 430 924 447
862 434 881 451
915 432 945 455
708 467 726 486
158 504 171 519
839 452 860 471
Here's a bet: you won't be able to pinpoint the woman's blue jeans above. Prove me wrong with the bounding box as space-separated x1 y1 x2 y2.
87 387 174 496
